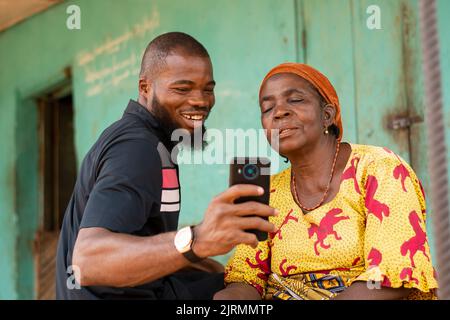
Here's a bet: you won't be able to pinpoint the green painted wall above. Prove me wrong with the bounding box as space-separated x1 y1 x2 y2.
0 0 449 299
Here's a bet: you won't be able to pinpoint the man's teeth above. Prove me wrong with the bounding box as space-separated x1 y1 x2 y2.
280 128 293 134
182 114 204 121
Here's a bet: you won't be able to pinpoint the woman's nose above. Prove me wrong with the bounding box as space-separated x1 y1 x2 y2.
274 104 291 119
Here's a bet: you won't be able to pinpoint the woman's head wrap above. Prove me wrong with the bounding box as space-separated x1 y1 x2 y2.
259 62 343 141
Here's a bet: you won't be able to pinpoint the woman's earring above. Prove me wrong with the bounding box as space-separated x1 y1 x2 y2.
324 126 329 135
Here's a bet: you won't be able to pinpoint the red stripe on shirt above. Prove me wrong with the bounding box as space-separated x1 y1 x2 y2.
162 169 179 188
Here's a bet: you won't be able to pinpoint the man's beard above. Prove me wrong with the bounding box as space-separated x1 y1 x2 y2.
150 94 208 151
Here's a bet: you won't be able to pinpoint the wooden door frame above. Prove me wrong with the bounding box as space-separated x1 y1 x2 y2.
15 68 72 299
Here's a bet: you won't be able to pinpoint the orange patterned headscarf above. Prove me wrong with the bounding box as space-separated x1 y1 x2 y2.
259 62 343 141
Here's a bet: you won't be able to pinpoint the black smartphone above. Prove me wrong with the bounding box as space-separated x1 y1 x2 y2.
229 157 271 241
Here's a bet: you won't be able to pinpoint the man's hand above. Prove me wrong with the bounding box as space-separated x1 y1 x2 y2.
193 184 278 258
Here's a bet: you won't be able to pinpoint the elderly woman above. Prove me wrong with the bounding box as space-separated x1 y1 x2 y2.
215 63 438 300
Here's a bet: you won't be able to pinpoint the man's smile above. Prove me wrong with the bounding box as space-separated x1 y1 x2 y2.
179 111 209 129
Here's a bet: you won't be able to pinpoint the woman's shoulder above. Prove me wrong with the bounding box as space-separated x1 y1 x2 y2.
348 143 419 182
349 143 409 166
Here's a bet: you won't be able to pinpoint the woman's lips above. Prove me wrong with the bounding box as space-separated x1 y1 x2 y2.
278 128 298 138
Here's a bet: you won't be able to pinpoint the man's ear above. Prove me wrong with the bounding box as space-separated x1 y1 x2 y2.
323 104 336 127
138 78 152 103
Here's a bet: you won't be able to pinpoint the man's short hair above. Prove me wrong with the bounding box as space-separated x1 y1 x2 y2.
139 32 210 79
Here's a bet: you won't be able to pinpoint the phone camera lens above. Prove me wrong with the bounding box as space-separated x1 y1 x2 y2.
243 164 259 180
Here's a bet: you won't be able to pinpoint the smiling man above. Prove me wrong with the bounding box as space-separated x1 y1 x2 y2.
55 32 277 300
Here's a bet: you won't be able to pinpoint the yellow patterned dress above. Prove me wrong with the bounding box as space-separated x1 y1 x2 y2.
224 144 438 300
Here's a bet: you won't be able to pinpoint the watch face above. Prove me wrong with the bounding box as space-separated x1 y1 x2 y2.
174 227 192 253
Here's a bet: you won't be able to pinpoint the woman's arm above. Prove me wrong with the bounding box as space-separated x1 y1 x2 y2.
214 283 262 300
332 281 411 300
214 281 412 300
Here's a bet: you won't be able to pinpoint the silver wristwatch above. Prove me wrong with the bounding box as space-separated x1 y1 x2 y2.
174 226 203 263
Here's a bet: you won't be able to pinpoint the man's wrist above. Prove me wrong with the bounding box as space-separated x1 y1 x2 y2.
174 225 205 263
191 224 207 259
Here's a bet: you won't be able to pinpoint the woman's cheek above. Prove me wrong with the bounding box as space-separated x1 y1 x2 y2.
262 123 275 145
260 116 270 130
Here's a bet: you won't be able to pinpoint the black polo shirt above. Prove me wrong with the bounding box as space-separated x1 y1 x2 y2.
56 100 189 299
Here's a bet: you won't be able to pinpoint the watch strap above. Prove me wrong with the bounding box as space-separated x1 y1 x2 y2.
182 226 204 263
